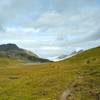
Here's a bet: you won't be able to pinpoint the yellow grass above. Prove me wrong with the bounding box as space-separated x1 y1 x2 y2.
0 46 100 100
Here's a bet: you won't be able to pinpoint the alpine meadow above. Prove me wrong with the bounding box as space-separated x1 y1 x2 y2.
0 0 100 100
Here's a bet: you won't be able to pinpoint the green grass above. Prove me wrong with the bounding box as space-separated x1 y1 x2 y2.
0 46 100 100
0 55 24 68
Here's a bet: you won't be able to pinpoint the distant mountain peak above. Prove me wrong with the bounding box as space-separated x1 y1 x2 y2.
0 43 19 51
49 49 84 61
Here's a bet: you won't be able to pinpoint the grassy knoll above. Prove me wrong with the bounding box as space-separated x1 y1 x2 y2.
0 46 100 100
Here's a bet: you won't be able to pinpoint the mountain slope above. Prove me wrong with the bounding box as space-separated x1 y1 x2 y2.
51 49 84 61
63 46 100 64
62 46 100 100
0 43 50 63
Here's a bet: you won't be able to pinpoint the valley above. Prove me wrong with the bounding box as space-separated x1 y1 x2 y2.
0 46 100 100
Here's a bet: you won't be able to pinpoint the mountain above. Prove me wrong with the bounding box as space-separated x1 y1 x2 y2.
51 49 84 61
70 49 84 55
0 43 50 63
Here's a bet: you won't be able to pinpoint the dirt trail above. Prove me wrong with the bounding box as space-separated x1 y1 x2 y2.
60 88 73 100
60 77 82 100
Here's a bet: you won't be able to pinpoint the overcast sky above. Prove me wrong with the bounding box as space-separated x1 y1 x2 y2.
0 0 100 58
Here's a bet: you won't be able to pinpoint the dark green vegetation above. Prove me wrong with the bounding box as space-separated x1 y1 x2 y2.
0 46 100 100
0 43 50 63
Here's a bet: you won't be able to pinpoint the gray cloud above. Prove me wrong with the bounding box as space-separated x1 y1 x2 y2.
0 0 98 29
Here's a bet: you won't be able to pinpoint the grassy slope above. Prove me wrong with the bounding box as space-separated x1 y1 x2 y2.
0 54 24 68
0 46 100 100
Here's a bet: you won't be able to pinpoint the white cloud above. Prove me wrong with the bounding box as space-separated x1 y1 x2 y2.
35 11 66 29
40 46 61 50
6 27 40 33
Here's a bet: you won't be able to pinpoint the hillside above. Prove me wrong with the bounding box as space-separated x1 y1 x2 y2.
0 46 99 100
64 46 100 63
0 43 50 63
51 49 84 61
